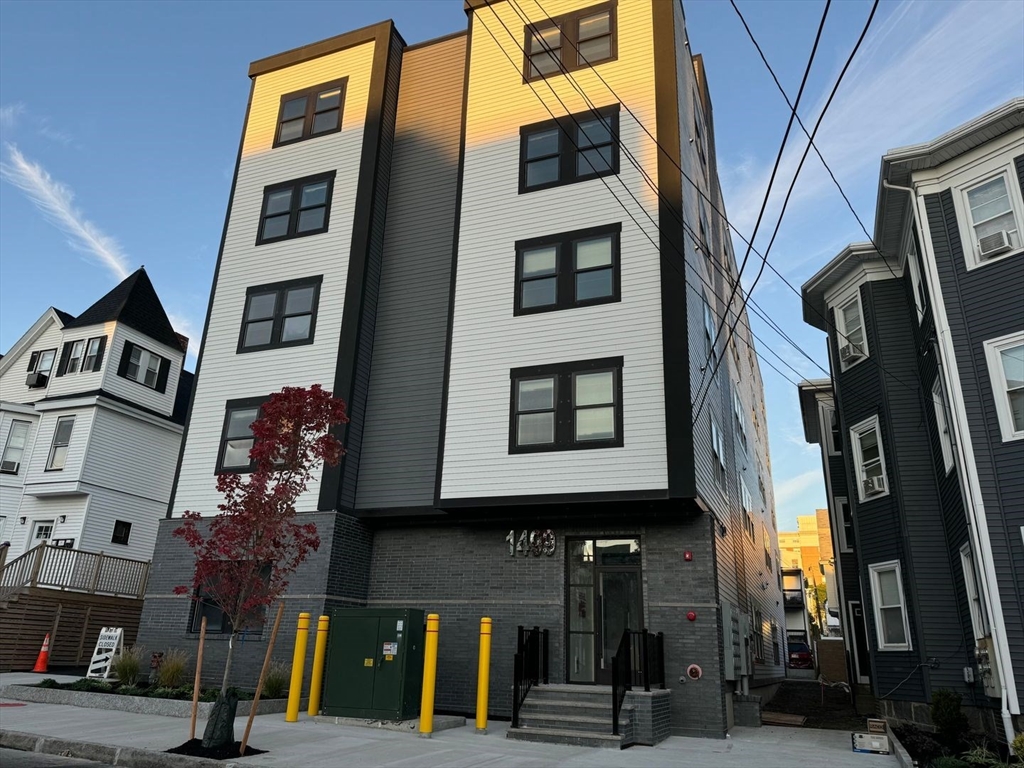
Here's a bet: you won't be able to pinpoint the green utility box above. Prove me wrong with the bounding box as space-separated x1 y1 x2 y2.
322 608 425 720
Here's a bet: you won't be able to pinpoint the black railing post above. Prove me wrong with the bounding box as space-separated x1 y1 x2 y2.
512 651 523 728
542 629 549 684
611 656 620 736
657 632 666 689
642 629 652 692
517 625 524 653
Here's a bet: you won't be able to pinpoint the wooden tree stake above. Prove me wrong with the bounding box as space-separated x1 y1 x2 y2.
240 602 285 756
189 616 207 740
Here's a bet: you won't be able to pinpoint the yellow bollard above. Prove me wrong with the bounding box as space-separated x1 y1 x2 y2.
419 613 440 738
285 612 310 722
307 615 329 717
475 617 492 734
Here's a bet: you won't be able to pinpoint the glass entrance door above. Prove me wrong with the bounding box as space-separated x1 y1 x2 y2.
567 538 642 684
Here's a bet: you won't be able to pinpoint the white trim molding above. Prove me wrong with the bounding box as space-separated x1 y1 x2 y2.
835 495 854 553
850 415 889 502
931 378 955 473
868 560 912 651
982 331 1024 442
959 542 989 642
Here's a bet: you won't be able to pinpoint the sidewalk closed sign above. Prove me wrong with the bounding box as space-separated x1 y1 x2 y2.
86 627 124 679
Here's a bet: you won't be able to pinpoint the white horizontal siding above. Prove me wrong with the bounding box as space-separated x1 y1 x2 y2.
81 406 181 504
440 0 667 499
172 42 376 517
44 322 115 400
4 493 89 560
23 407 95 487
101 324 184 417
0 318 65 404
78 483 162 563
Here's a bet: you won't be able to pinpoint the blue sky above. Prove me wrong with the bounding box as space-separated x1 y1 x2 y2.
1 0 1022 531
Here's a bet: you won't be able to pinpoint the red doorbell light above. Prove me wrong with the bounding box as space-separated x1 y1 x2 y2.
686 611 696 621
684 551 693 561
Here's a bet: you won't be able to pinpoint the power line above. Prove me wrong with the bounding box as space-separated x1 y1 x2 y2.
729 0 899 280
692 0 880 425
695 0 832 410
476 3 902 421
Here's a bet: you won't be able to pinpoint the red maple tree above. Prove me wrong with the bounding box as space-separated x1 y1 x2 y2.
174 384 348 694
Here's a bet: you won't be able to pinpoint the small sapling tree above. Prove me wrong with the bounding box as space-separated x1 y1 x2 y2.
174 385 347 748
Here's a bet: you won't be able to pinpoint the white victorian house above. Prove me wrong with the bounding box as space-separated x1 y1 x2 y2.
0 268 193 564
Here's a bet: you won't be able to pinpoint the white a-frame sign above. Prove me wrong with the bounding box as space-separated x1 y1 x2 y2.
86 627 124 679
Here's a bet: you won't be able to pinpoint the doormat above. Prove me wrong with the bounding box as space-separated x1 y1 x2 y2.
761 712 807 726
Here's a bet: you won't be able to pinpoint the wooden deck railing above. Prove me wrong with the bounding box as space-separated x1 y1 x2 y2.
0 543 150 603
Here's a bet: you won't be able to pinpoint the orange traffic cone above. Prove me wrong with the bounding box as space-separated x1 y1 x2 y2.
32 633 50 673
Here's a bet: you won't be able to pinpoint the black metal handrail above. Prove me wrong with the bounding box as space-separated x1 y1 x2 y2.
511 625 549 728
611 629 666 735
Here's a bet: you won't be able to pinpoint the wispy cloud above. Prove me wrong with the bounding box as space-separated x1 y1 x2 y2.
0 103 25 130
1 144 131 281
773 469 822 509
724 0 1024 248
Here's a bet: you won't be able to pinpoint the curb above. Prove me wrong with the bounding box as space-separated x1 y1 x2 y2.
0 730 241 768
885 727 917 768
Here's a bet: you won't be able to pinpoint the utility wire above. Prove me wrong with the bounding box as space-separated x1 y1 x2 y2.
729 0 899 281
477 4 903 421
695 0 831 407
692 0 880 425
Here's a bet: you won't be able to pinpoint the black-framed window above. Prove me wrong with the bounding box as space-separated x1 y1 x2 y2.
45 415 75 471
519 105 620 194
509 357 624 453
523 2 617 81
188 564 270 634
515 224 621 315
256 172 336 245
117 341 170 392
274 78 347 147
27 348 57 375
55 335 107 377
216 397 267 474
238 276 323 352
111 520 132 546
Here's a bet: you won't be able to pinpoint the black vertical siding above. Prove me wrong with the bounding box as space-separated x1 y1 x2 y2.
926 187 1024 707
337 31 405 510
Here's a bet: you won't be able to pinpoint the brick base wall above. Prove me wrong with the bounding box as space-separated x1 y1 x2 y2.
626 689 672 744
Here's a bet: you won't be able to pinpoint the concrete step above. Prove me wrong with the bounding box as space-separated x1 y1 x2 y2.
521 699 616 717
527 684 613 703
506 725 623 748
519 713 624 734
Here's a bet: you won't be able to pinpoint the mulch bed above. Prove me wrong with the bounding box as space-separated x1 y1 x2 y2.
762 680 868 731
166 739 266 760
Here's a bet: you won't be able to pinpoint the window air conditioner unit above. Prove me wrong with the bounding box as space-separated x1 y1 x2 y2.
840 343 864 363
863 476 886 496
25 372 48 388
977 230 1010 259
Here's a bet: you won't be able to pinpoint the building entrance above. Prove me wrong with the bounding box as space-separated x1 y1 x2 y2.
566 538 643 684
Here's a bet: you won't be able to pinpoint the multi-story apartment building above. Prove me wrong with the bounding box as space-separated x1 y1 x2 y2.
798 380 872 689
0 268 192 563
139 0 784 741
801 99 1023 742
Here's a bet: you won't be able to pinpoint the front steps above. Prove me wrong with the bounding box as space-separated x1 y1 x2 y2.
506 684 631 748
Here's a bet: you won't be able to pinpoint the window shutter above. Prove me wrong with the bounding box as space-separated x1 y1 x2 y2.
91 336 107 372
116 341 135 379
55 342 73 377
27 351 39 372
155 357 171 393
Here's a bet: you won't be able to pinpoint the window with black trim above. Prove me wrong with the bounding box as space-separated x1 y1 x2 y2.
509 357 623 453
524 3 616 81
274 78 347 147
1 420 30 474
55 335 108 377
238 276 322 352
27 348 57 378
216 397 267 473
117 341 170 392
188 565 270 634
256 172 335 245
519 105 619 193
111 520 132 546
46 416 75 471
515 224 620 315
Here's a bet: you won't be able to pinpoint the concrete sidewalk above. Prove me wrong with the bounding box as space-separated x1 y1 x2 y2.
1 674 897 767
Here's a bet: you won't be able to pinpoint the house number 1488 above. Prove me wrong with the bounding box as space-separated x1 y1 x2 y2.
507 529 556 557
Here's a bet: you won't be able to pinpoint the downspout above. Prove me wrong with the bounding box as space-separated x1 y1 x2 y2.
884 179 1018 748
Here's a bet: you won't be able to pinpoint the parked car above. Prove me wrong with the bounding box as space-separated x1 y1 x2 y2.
788 641 814 669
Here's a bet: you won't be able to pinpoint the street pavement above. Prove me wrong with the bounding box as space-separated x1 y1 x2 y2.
1 673 897 767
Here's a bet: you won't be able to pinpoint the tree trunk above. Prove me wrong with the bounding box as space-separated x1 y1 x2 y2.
220 632 236 694
201 689 238 749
